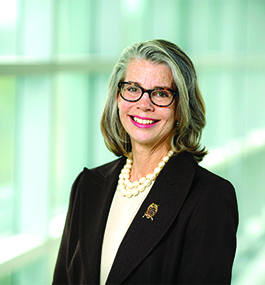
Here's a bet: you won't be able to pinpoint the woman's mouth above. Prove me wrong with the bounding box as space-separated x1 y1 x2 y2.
130 116 159 127
132 116 155 125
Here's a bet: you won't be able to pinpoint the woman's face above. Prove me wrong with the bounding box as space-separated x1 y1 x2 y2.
117 59 177 151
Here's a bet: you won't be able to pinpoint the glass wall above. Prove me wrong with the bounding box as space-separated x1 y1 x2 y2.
0 0 264 284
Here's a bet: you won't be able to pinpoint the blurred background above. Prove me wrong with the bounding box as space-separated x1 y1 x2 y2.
0 0 265 284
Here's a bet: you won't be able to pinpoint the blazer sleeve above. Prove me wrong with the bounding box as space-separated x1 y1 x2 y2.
177 178 239 284
52 172 83 285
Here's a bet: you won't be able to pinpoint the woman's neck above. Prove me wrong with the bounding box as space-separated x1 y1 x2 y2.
129 144 171 182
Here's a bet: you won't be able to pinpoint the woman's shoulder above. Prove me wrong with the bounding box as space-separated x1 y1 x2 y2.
193 165 237 207
171 151 235 191
191 164 239 225
196 164 234 189
70 157 125 184
85 156 125 176
69 157 126 197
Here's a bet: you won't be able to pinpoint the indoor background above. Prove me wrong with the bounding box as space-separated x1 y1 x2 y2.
0 0 265 284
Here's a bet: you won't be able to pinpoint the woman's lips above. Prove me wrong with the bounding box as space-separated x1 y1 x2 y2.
130 116 159 127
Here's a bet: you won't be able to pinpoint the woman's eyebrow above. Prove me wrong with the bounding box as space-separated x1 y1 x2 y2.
125 80 173 90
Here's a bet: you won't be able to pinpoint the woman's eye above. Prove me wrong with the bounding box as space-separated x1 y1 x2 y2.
128 86 139 93
155 91 169 98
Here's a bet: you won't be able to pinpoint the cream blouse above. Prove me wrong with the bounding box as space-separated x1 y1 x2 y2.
100 182 154 285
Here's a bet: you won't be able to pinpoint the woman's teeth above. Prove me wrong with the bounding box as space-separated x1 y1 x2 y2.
133 117 155 125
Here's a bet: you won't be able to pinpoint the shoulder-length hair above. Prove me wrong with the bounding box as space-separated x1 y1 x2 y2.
100 39 208 162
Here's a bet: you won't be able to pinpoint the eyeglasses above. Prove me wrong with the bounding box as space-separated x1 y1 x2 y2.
118 81 178 107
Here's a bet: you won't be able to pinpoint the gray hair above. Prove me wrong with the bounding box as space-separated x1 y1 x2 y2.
100 39 207 162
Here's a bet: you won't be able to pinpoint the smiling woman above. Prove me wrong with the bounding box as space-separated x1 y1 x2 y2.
52 39 238 285
101 40 208 162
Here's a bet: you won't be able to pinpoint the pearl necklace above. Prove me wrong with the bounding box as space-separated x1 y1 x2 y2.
117 150 174 198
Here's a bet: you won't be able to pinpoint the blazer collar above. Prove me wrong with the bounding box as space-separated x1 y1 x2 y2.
79 157 126 284
106 151 198 284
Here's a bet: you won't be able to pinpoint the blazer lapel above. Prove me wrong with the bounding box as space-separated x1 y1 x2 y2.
79 157 126 284
106 152 198 285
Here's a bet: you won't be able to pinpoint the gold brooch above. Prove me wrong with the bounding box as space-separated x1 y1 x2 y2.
142 203 159 221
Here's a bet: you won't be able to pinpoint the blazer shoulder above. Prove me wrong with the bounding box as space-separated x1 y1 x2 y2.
192 165 238 211
195 165 235 190
67 157 125 198
83 156 125 179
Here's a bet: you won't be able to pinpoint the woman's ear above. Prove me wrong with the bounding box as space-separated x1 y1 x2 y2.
174 97 179 120
117 92 122 109
175 109 179 121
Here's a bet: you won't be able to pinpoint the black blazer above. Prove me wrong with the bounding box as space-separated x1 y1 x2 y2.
52 152 238 285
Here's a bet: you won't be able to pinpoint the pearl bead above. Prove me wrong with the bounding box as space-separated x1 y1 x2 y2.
158 161 165 168
146 173 156 180
154 167 161 174
139 177 146 183
126 181 133 189
143 180 152 187
138 185 145 192
132 181 140 187
162 155 170 162
131 188 139 196
121 188 127 196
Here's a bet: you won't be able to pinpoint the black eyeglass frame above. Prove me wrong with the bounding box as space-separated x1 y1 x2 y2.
118 81 178 107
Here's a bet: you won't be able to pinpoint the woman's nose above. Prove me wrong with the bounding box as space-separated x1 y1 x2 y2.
137 92 155 111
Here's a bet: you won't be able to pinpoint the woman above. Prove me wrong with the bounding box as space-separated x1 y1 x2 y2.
52 39 238 285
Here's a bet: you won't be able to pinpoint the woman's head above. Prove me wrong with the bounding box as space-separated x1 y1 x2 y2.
100 39 207 162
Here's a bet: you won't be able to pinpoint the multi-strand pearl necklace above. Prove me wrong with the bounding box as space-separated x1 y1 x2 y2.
117 150 174 198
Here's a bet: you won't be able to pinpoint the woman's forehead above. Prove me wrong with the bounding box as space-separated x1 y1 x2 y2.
125 59 174 88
